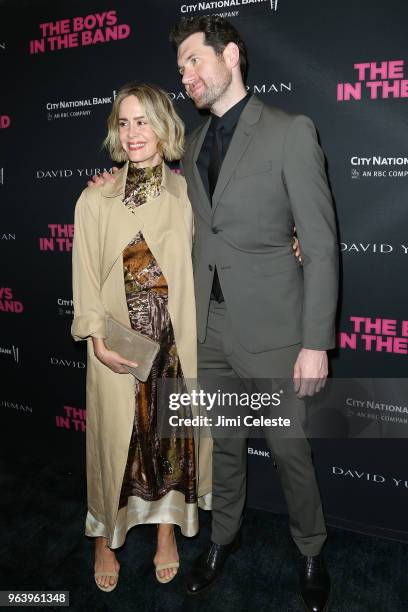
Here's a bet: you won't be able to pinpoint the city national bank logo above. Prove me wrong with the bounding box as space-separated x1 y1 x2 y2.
339 316 408 355
56 405 86 432
179 0 279 19
350 155 408 179
1 400 32 415
331 466 407 489
346 397 408 427
0 115 11 129
0 345 19 363
57 297 74 317
50 357 86 368
337 60 408 101
39 224 74 252
248 446 271 458
0 288 24 313
46 91 116 121
29 10 131 54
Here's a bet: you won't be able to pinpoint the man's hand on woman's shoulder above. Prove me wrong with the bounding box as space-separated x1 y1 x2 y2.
87 166 119 188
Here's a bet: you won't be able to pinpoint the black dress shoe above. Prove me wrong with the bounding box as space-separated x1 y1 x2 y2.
186 534 240 594
299 553 330 612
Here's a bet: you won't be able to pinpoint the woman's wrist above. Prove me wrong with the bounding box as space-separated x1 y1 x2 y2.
92 337 107 357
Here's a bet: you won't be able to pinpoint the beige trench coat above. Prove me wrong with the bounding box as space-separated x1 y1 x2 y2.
71 162 212 547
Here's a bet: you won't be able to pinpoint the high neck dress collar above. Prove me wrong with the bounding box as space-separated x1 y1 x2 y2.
123 162 163 211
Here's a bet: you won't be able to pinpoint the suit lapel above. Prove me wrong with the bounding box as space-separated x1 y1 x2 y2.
192 117 211 164
212 96 264 214
184 118 211 219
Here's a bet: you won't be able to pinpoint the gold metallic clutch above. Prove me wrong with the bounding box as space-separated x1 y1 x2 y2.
105 316 160 382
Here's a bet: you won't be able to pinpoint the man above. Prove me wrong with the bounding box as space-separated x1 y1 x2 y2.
169 16 338 611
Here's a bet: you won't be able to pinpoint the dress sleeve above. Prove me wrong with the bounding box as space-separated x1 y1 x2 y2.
71 188 107 341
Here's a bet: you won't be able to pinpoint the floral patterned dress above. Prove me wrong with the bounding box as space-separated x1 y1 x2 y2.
104 162 198 546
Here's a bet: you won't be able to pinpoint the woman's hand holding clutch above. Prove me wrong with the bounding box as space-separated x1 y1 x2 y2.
92 338 138 374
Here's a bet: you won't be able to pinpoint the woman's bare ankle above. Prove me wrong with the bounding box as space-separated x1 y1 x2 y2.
157 524 174 538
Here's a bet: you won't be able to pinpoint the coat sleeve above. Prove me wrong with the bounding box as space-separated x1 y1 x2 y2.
282 115 339 350
71 188 107 341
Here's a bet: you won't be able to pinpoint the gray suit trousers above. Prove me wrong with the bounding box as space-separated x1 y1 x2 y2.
198 300 327 556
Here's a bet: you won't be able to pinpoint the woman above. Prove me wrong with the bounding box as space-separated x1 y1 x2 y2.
71 83 212 591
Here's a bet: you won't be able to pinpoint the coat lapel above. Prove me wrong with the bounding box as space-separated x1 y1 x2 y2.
100 162 180 285
212 96 264 214
185 118 212 219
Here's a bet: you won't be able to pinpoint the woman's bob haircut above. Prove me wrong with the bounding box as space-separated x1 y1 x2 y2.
104 82 185 163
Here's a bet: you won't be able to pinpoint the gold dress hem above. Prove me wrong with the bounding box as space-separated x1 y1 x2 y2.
85 489 199 549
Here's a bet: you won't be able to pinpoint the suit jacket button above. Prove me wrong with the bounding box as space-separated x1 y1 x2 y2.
208 265 213 271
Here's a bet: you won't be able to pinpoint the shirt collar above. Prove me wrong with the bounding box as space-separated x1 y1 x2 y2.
211 93 252 132
102 161 180 199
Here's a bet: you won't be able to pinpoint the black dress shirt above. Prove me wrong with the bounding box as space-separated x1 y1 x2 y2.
196 93 251 301
197 93 251 199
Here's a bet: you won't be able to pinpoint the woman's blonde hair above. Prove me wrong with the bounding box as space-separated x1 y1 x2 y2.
104 82 185 162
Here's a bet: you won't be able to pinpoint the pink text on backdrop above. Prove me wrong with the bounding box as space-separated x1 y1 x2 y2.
0 287 24 313
39 224 74 252
339 316 408 354
337 60 408 101
29 10 131 54
0 115 11 128
56 405 86 432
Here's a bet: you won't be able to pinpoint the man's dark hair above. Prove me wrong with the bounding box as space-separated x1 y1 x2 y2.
170 16 248 82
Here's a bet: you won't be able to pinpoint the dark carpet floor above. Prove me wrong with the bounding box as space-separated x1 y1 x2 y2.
0 458 406 612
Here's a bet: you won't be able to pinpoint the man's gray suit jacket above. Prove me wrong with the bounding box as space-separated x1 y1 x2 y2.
182 95 338 355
